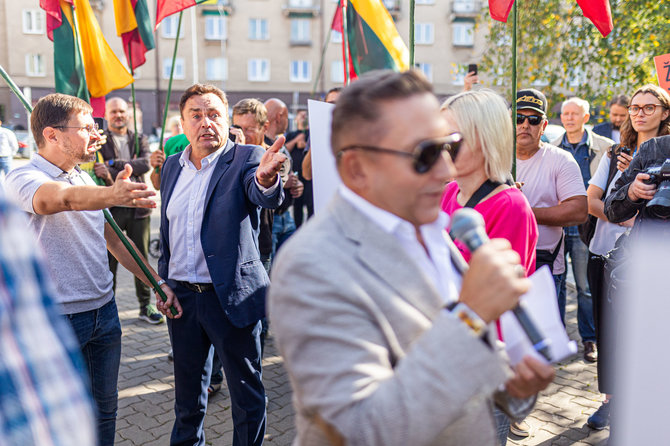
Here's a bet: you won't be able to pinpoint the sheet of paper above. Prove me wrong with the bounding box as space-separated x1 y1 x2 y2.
500 266 578 365
307 99 341 215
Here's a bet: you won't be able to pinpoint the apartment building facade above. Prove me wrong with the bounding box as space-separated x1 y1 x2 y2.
0 0 487 132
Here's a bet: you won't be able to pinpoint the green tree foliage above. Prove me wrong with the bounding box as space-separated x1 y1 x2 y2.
481 0 670 121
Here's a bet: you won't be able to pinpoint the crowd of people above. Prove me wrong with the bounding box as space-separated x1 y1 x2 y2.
0 67 669 446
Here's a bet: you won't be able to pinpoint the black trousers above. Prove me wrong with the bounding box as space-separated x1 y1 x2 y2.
107 207 151 309
587 252 616 394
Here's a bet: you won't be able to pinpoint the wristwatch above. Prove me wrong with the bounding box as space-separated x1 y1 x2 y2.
446 302 487 338
154 279 166 292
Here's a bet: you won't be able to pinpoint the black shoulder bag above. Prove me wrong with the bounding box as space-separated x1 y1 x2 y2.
578 144 621 245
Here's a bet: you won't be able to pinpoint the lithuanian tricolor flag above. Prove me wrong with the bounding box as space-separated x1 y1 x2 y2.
113 0 155 70
155 0 209 30
40 0 134 115
332 0 409 82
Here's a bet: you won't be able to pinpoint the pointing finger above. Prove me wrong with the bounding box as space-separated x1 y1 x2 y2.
267 135 286 154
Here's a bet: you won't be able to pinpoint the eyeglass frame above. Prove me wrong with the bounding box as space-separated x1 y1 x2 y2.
627 104 667 116
52 123 100 134
516 114 545 126
338 133 463 174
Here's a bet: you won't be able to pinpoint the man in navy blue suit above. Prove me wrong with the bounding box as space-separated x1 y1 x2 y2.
156 84 285 446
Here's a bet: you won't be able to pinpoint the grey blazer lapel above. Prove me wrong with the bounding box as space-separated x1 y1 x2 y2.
330 194 445 319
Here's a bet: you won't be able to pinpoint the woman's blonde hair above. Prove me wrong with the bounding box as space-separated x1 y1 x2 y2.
441 89 513 183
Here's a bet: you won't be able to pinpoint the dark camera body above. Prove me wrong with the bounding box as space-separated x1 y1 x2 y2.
620 146 632 156
229 124 241 143
642 159 670 218
467 64 478 75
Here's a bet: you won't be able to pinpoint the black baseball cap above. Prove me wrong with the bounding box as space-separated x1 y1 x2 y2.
516 89 547 116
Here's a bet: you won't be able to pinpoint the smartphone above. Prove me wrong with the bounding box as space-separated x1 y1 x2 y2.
229 124 241 142
467 63 478 75
620 146 632 156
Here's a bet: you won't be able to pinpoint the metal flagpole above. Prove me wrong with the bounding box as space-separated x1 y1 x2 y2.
342 0 351 85
511 1 518 180
158 11 184 154
0 64 177 316
409 0 416 67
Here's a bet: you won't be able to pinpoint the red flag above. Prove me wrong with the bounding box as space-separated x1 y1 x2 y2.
331 1 357 83
155 0 206 31
488 0 514 23
576 0 613 37
489 0 613 37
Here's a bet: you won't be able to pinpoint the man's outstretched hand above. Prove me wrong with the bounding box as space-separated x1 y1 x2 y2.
257 135 287 188
110 164 157 208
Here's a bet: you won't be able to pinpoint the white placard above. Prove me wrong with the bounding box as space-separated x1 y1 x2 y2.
307 99 341 214
500 266 578 365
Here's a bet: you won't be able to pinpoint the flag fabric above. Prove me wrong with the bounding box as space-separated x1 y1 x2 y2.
488 0 613 36
40 0 134 116
155 0 208 30
332 0 409 82
113 0 155 70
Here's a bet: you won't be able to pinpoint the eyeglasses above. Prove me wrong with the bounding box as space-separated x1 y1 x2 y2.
516 114 544 126
627 104 666 116
53 123 100 134
339 133 463 174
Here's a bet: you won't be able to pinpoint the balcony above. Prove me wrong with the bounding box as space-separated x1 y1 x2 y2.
283 0 320 17
451 0 481 16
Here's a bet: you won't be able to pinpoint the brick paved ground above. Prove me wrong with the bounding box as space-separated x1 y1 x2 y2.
113 208 610 445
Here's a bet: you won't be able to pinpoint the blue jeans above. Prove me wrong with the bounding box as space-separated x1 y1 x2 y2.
271 212 296 256
0 156 11 179
66 298 122 446
557 231 596 343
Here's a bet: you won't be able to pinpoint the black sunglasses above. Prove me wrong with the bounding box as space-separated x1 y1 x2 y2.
516 114 544 126
339 133 463 174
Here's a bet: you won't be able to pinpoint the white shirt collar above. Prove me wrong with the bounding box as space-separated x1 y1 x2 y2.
338 184 448 235
178 144 226 170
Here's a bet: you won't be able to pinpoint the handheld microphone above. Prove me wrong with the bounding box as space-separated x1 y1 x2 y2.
450 208 552 361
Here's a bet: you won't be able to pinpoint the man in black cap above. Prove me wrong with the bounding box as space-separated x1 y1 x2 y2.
512 88 588 438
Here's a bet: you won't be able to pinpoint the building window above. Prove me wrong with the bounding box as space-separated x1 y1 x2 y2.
452 21 475 46
248 59 270 81
290 19 311 44
206 58 228 81
249 18 269 40
290 60 311 83
163 57 185 79
205 16 227 40
161 16 184 39
25 54 45 77
331 30 342 43
452 0 477 13
289 0 313 6
414 23 434 45
331 61 344 83
416 63 433 82
23 10 45 34
416 0 435 4
383 0 399 10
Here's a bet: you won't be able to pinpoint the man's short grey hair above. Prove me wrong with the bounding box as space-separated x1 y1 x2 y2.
561 97 590 115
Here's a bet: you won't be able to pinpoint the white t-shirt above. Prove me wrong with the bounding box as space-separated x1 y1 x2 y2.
517 143 586 274
588 154 629 256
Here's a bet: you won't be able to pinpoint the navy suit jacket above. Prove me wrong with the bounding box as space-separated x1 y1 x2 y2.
592 122 613 140
158 140 284 327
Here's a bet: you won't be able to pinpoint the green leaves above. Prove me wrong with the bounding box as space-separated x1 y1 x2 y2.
481 0 670 121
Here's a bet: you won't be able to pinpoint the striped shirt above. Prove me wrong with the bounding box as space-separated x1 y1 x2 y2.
0 194 96 446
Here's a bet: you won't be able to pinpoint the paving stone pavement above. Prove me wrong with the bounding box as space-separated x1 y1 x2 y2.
112 208 609 445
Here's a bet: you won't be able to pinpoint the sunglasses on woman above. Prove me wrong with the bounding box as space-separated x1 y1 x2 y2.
339 133 463 174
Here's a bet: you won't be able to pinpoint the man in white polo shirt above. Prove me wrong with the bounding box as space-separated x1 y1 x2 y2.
5 93 176 446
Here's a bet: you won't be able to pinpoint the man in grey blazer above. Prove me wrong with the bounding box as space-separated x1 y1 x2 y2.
268 70 554 446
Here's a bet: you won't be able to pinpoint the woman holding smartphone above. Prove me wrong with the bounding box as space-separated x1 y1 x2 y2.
585 84 670 430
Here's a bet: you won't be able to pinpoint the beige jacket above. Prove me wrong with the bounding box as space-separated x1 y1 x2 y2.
269 193 514 446
551 128 615 177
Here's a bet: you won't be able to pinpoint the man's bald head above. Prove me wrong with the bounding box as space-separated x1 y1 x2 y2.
264 98 289 138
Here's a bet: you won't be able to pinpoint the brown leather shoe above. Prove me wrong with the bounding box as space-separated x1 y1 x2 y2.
584 341 598 363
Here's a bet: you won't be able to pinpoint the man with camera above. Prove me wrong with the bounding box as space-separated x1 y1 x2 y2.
605 135 670 227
